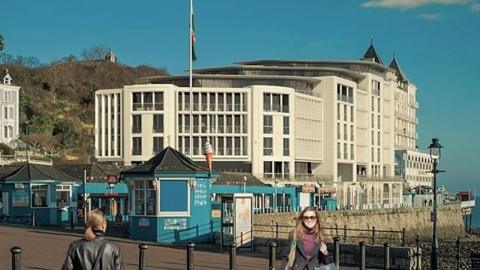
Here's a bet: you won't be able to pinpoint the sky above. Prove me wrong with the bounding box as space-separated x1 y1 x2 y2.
1 0 479 192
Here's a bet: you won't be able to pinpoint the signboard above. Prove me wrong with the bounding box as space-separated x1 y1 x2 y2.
14 183 25 189
193 181 208 207
234 193 253 248
138 218 150 227
211 209 221 218
302 184 316 193
164 218 187 230
320 187 336 193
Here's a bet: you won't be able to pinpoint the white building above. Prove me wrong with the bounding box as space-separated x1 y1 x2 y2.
95 44 418 208
0 70 20 145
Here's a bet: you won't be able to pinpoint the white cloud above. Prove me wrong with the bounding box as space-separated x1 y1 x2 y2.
361 0 473 10
417 13 443 19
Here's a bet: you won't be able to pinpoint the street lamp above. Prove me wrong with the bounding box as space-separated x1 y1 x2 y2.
428 138 444 270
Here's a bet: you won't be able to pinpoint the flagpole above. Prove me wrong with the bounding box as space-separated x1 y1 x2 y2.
189 0 193 156
189 0 193 89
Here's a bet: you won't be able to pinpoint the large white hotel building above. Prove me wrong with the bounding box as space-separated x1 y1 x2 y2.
95 44 429 207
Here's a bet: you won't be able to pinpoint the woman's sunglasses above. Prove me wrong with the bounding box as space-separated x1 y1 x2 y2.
302 215 317 221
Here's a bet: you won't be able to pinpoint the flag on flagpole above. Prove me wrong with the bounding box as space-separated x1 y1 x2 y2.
190 5 197 62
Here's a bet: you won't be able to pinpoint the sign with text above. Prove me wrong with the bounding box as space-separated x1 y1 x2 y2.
234 193 253 248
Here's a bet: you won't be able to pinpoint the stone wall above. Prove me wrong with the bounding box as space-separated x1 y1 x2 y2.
253 204 465 243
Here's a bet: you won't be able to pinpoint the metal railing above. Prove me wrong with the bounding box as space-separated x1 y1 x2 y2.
254 223 406 246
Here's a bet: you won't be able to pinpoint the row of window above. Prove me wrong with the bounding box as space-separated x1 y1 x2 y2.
263 161 290 178
2 125 13 139
178 114 248 135
97 94 122 157
134 179 189 216
337 84 354 104
132 115 164 134
132 136 164 156
263 116 289 135
371 131 381 146
263 93 289 113
372 80 381 96
337 104 354 122
2 106 14 120
337 143 355 160
371 147 381 163
2 90 14 103
178 92 247 112
337 124 354 142
371 97 381 113
132 92 164 111
371 114 381 129
177 136 248 156
9 184 71 208
263 138 289 156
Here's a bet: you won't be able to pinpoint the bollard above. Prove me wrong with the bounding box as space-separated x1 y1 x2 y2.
384 243 390 270
269 242 277 270
275 222 279 239
229 243 237 270
372 226 375 245
70 211 74 230
359 242 366 270
334 237 340 269
32 210 35 227
219 229 224 251
187 242 195 270
138 244 148 270
10 246 21 270
456 236 460 270
415 235 420 270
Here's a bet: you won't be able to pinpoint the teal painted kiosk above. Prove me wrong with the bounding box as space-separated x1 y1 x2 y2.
121 147 219 244
0 163 78 225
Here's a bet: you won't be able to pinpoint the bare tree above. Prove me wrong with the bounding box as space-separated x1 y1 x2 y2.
80 45 110 61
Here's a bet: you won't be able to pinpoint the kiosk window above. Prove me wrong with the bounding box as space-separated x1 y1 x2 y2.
31 184 48 208
134 180 157 216
160 180 188 213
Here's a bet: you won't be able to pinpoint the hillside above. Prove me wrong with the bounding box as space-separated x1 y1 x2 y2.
0 61 168 163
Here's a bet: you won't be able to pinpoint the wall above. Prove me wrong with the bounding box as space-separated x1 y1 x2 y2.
253 204 464 242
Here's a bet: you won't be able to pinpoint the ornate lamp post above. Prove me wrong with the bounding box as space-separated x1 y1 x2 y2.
428 138 444 270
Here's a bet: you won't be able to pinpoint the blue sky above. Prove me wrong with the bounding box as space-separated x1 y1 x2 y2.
2 0 479 192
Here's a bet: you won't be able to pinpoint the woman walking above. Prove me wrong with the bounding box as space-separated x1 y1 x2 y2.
62 209 125 270
282 207 333 270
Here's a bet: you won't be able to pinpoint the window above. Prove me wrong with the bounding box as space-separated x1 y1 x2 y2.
377 115 381 130
218 115 224 133
56 185 71 208
193 115 199 133
234 93 241 111
135 180 157 216
201 115 208 133
31 184 48 208
337 123 341 139
193 93 199 111
377 132 381 146
144 92 153 110
184 93 191 111
201 93 208 111
132 93 142 111
337 104 340 120
226 115 233 133
234 116 241 133
234 137 241 155
153 137 163 154
272 94 281 112
226 94 233 111
218 137 224 155
350 125 354 141
154 92 163 110
209 93 216 111
344 143 348 159
263 116 273 134
283 138 290 156
283 117 289 135
226 137 233 155
372 80 381 96
264 161 273 178
344 124 347 140
351 144 354 160
282 94 289 112
337 143 341 159
218 94 224 111
153 115 163 133
160 180 189 214
350 106 354 122
12 187 29 207
264 138 273 155
132 115 142 133
344 105 347 121
132 137 142 155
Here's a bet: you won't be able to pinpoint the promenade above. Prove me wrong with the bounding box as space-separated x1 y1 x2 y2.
0 225 276 269
0 225 369 270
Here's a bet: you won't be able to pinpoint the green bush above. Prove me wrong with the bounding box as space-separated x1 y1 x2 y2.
0 143 15 155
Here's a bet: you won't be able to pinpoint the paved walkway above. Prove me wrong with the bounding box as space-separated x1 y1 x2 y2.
0 225 364 269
